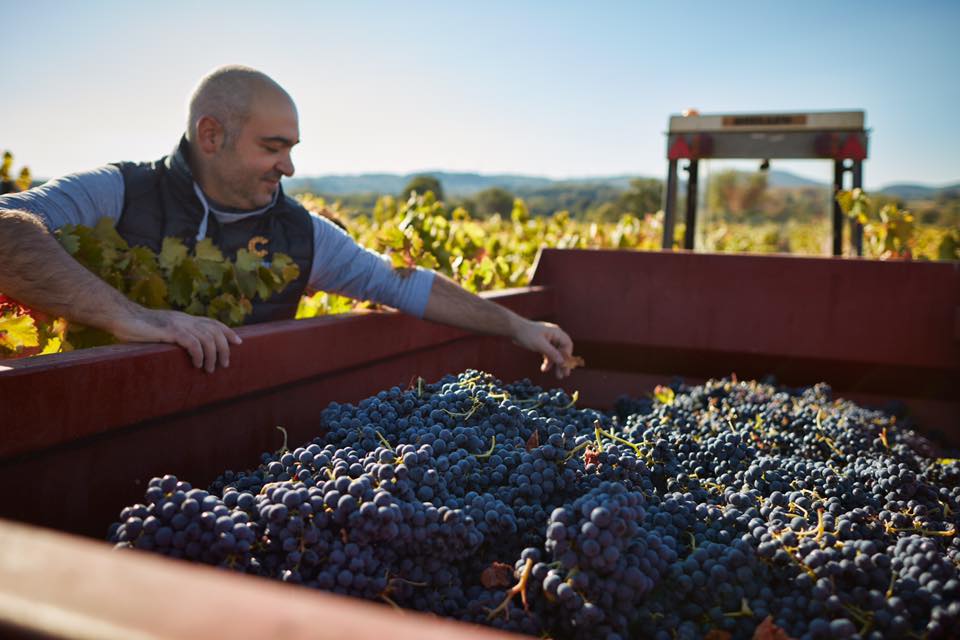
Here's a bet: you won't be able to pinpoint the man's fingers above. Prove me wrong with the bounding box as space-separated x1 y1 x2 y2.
176 332 204 369
539 338 565 369
197 327 219 373
553 329 574 358
223 325 243 346
208 323 232 369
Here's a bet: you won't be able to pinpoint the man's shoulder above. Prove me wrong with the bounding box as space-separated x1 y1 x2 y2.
112 158 165 198
280 192 309 214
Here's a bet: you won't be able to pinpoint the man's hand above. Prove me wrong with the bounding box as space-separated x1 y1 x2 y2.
422 274 577 379
511 318 575 379
109 308 242 373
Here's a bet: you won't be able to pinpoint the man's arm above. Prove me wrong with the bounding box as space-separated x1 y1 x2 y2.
0 209 240 372
306 214 575 377
422 272 575 379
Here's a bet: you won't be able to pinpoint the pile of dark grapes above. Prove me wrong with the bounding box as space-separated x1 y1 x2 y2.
109 371 960 639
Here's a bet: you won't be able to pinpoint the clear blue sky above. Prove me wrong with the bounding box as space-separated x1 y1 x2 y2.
5 0 959 189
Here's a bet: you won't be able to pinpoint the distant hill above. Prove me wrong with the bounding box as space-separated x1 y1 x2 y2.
879 182 960 200
286 172 644 197
285 170 960 201
764 170 825 189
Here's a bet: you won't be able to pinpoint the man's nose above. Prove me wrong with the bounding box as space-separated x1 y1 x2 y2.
277 153 295 177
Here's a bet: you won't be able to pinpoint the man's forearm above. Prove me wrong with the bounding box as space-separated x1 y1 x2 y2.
421 272 523 338
0 209 140 332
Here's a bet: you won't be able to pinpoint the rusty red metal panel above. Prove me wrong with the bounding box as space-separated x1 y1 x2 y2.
530 249 959 442
531 249 959 372
0 518 524 640
0 287 555 460
1 335 534 537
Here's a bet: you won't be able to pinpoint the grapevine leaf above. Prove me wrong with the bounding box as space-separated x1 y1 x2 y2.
169 258 201 308
184 299 206 316
92 217 129 250
377 226 406 251
195 238 225 263
835 191 853 214
654 385 675 406
129 247 161 276
480 562 514 589
0 312 39 350
129 274 169 309
418 251 439 270
271 252 300 286
388 252 409 270
208 293 250 326
39 337 62 355
195 239 229 285
234 252 260 299
525 429 540 451
234 248 262 273
752 616 795 640
256 267 279 301
159 237 189 272
57 227 80 255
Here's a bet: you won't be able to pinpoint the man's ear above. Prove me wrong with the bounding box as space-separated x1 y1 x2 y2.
194 115 225 154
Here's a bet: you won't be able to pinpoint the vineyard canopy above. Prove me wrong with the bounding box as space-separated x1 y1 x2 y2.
661 110 869 255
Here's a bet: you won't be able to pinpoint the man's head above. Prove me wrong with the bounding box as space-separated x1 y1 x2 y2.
186 65 299 210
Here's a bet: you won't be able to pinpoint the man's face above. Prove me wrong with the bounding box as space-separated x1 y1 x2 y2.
210 91 300 210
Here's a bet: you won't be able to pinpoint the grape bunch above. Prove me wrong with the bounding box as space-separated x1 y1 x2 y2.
109 371 960 639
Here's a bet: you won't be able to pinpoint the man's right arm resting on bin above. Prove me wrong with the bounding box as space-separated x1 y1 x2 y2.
0 169 241 373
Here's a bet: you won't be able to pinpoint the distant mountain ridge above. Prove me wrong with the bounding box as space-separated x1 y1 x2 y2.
286 172 638 197
284 170 959 199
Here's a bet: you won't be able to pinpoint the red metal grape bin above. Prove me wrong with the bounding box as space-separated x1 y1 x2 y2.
0 249 957 639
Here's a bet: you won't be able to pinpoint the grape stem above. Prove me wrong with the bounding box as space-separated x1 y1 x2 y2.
486 557 534 621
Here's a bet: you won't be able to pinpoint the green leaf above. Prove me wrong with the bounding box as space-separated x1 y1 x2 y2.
256 266 280 301
129 273 169 309
184 299 206 316
128 247 161 276
271 253 300 286
159 237 189 272
57 227 80 255
418 252 439 270
169 258 201 308
207 293 251 326
92 217 129 250
234 269 259 300
388 252 409 270
195 238 225 263
377 226 406 251
234 248 262 273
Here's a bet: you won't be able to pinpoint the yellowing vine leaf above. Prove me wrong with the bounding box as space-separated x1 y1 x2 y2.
159 237 188 271
195 238 224 263
0 312 40 350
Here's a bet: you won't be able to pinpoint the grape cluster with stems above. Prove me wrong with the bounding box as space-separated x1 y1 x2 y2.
109 371 960 639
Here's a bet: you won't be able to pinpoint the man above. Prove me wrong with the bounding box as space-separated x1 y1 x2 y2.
0 65 575 376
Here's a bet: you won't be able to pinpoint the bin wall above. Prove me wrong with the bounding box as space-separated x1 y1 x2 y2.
533 249 960 443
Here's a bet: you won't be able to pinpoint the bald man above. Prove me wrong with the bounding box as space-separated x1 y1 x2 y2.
0 65 574 376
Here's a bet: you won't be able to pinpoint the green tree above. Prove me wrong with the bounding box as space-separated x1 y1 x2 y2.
618 178 663 216
706 170 767 221
402 175 444 202
473 187 516 217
